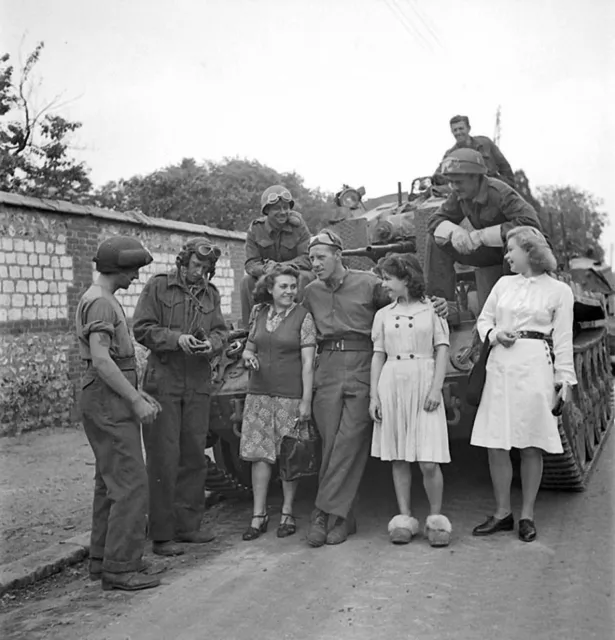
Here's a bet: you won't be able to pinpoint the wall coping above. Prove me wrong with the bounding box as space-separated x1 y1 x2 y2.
0 191 247 241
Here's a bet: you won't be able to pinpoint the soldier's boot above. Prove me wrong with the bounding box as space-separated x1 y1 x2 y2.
325 513 357 546
101 571 161 592
306 509 328 548
153 541 185 557
175 526 216 544
89 558 167 581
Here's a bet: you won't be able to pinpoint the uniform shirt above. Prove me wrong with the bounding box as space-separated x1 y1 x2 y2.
244 211 312 277
428 176 541 246
302 269 390 341
438 135 515 187
477 273 577 386
75 284 135 362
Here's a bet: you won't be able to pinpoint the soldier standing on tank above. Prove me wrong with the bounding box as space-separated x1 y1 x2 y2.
240 185 315 328
426 148 542 311
434 115 516 189
133 237 228 557
76 236 162 591
303 230 449 547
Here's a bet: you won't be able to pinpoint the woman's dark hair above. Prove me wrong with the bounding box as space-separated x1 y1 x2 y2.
253 263 300 304
377 253 425 301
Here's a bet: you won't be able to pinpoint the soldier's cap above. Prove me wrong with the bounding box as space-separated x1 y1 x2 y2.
261 185 295 214
93 236 153 274
308 229 344 251
441 148 487 175
183 237 222 261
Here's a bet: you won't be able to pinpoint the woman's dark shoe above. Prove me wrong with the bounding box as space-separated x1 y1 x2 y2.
243 514 269 541
472 513 514 536
518 518 537 542
277 513 297 538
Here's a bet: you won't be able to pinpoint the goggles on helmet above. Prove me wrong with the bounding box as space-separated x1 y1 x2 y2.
308 230 343 251
265 189 293 205
193 243 221 261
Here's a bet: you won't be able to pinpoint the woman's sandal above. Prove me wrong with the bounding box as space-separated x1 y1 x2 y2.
242 513 269 541
388 515 419 544
277 513 297 538
424 514 452 547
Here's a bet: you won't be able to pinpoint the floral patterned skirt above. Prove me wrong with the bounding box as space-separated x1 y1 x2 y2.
239 393 301 464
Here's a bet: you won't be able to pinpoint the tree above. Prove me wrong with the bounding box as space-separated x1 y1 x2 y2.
0 42 92 200
537 186 607 263
93 157 337 233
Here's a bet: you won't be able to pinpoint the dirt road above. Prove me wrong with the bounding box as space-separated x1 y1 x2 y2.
1 435 613 640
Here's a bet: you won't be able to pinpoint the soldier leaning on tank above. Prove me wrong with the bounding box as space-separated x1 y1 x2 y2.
240 185 316 328
132 237 228 557
302 230 449 547
433 115 516 189
76 236 163 592
425 148 542 311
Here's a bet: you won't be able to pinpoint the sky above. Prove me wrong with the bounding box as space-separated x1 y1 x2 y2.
2 0 614 258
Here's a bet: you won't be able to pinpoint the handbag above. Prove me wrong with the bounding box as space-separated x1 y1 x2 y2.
466 330 493 407
279 418 321 482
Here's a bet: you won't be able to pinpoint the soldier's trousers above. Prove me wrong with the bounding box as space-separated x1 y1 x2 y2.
311 350 373 520
240 269 315 328
81 372 148 573
142 389 211 541
425 234 510 311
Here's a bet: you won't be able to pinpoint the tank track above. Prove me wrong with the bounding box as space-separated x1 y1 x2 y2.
542 330 613 490
204 454 251 503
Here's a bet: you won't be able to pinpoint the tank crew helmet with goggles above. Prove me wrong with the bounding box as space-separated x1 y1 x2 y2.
93 236 153 274
177 236 222 274
441 148 488 176
260 185 295 215
308 229 344 251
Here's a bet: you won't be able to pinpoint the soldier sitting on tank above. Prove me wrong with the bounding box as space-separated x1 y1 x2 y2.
240 185 315 328
425 148 542 312
433 115 516 189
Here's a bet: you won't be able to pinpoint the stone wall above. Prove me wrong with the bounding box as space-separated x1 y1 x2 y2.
0 192 246 435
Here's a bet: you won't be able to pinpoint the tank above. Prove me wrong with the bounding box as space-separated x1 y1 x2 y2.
205 179 612 492
326 179 613 491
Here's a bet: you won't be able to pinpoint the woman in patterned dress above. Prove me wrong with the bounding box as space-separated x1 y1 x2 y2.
239 263 317 540
471 227 576 542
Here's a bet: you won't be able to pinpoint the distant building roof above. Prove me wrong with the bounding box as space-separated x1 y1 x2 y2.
0 191 246 241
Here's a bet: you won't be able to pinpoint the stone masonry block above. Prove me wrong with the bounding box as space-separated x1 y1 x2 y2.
23 307 36 321
0 253 4 264
51 256 60 267
0 266 7 278
35 241 46 253
43 268 54 280
5 252 16 263
63 269 74 281
24 240 34 252
60 256 72 268
22 266 32 278
28 281 37 293
16 280 28 293
0 294 10 307
28 253 38 266
33 267 41 279
1 238 12 251
12 294 25 308
49 282 58 293
48 308 58 320
3 281 15 293
37 307 48 320
9 266 20 278
14 239 24 251
38 281 49 293
8 308 22 321
39 254 50 266
0 308 7 322
16 253 28 265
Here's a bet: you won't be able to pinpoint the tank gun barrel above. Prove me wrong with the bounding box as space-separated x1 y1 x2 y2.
342 241 415 259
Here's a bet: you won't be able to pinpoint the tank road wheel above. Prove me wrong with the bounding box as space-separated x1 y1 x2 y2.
542 329 613 490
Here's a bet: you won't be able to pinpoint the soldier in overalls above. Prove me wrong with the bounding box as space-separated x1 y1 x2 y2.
133 237 228 557
76 236 161 591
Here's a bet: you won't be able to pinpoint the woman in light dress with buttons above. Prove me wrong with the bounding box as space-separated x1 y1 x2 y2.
471 226 576 543
369 254 453 547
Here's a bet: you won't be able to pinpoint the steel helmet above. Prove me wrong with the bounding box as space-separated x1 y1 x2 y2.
441 148 487 175
93 236 153 274
260 185 295 215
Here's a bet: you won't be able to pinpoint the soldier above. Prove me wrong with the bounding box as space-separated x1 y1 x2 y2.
303 230 449 547
76 236 161 591
426 148 542 310
240 185 315 327
133 237 228 557
434 115 515 188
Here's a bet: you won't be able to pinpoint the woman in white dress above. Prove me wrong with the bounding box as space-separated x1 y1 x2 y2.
471 226 576 542
369 254 453 547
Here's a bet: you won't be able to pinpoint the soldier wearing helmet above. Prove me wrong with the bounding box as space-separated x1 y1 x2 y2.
133 236 228 557
76 236 163 591
240 185 315 327
426 148 542 310
433 115 515 188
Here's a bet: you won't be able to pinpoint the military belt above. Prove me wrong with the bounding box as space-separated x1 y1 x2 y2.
319 337 372 353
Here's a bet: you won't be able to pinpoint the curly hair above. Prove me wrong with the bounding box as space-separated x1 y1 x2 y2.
377 253 425 301
450 114 470 127
253 263 300 304
506 226 557 273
